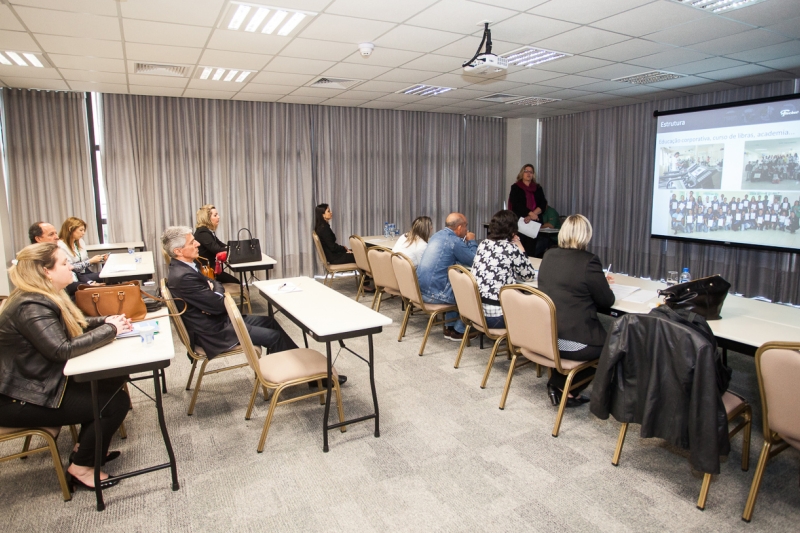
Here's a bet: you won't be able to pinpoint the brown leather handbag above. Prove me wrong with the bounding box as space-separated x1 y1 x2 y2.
197 256 215 280
75 282 148 321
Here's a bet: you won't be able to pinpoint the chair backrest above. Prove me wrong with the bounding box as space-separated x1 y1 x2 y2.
368 247 399 292
349 235 371 275
161 248 171 265
756 342 800 448
499 284 559 362
392 252 423 306
448 265 486 329
223 293 263 376
160 279 198 358
311 232 330 270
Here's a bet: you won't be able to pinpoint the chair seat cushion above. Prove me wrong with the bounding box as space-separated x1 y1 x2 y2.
327 263 358 273
519 347 594 370
259 348 336 384
722 391 745 416
0 426 60 438
422 302 456 313
383 287 401 296
472 323 506 337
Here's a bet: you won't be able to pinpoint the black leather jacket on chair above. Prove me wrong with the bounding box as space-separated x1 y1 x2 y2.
0 293 116 408
590 306 731 474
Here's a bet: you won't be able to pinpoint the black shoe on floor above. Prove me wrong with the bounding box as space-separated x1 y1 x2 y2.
547 385 589 408
308 375 347 388
68 450 121 466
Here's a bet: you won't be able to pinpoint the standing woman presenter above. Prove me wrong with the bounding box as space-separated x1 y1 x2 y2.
508 164 549 258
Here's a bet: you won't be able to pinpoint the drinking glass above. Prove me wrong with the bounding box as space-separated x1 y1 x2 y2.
666 271 678 287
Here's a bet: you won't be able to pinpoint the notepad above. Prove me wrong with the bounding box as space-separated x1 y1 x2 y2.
106 264 137 273
116 319 160 339
610 284 640 300
265 282 302 294
621 289 658 304
517 218 541 239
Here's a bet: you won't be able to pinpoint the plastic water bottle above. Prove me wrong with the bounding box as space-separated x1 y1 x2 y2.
679 267 691 284
384 222 390 238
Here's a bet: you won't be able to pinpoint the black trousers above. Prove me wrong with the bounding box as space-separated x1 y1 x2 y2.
0 376 129 467
548 344 603 395
214 271 240 285
244 315 298 354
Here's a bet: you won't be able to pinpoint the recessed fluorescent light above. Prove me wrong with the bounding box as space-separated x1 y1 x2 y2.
200 67 213 79
671 0 766 13
198 66 254 82
506 97 561 106
212 68 225 81
277 12 305 36
22 53 43 67
613 70 685 85
501 46 571 67
399 84 454 97
262 10 287 34
235 71 250 82
224 69 238 82
5 51 27 66
0 53 11 66
245 7 269 32
228 4 251 30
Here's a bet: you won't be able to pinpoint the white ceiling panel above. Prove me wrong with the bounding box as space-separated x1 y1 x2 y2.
188 78 245 90
700 64 777 82
529 0 654 25
324 0 438 23
232 92 282 102
375 92 429 103
374 68 445 83
579 63 655 80
674 57 748 75
60 69 127 84
605 85 663 97
405 0 518 34
122 20 212 48
0 29 41 50
502 68 565 84
488 13 578 45
279 95 328 104
125 43 202 64
183 88 237 99
15 6 120 40
400 54 462 73
570 80 631 93
280 39 356 62
645 16 751 47
675 81 740 94
688 29 788 56
299 14 396 44
534 26 631 55
127 74 189 88
237 83 296 95
355 80 416 93
320 62 392 79
120 0 225 27
591 1 709 37
418 73 474 88
760 56 800 72
530 55 612 75
36 35 122 58
464 78 527 92
765 17 800 40
67 81 128 93
334 89 383 99
263 56 335 75
627 48 711 69
250 71 316 85
0 65 60 78
341 48 423 68
434 37 522 59
206 29 287 55
10 0 118 16
0 76 69 90
290 86 347 97
374 25 464 53
535 88 593 99
322 97 373 106
129 85 186 97
48 54 125 73
359 100 401 109
537 74 604 89
199 49 272 70
717 0 800 27
0 6 25 31
584 38 673 62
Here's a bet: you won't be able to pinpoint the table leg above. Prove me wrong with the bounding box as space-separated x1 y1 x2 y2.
368 334 380 438
303 331 309 349
237 270 245 313
153 370 179 491
90 380 105 511
322 341 333 453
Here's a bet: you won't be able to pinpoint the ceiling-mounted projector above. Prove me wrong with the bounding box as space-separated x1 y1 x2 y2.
462 22 507 75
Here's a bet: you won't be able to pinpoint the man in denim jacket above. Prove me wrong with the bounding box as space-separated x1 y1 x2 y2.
417 212 478 341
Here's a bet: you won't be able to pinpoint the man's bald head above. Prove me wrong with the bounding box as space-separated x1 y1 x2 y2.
445 213 466 229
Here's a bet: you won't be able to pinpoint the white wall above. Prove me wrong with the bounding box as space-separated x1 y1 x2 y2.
505 117 539 194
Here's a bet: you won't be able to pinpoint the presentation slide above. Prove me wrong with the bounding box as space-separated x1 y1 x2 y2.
651 96 800 251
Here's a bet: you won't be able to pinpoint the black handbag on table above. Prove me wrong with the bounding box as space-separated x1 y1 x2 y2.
657 274 731 320
227 228 262 264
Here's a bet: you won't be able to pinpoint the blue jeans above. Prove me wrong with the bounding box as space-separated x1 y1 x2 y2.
484 315 506 329
422 295 466 333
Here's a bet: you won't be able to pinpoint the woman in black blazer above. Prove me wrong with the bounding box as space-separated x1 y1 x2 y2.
194 204 239 284
537 214 615 407
314 204 354 265
508 164 550 258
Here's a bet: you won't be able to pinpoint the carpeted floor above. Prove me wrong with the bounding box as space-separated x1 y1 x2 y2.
2 276 799 532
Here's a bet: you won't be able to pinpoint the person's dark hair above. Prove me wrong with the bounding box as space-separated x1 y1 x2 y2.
314 203 329 233
487 210 518 241
28 222 44 244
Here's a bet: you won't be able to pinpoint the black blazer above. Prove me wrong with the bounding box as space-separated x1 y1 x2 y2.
167 260 237 359
194 226 226 270
508 181 547 220
315 222 349 263
537 248 615 347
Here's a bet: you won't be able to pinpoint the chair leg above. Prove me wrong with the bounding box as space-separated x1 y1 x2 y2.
499 354 518 410
45 433 71 502
355 272 366 301
246 379 260 420
453 324 471 368
480 335 505 389
418 312 439 356
741 405 752 472
372 288 382 310
185 359 198 390
398 302 413 341
257 386 284 453
612 423 629 466
118 421 127 439
552 368 583 437
21 435 32 454
742 441 772 522
536 364 542 378
333 380 347 433
697 473 713 510
187 359 210 416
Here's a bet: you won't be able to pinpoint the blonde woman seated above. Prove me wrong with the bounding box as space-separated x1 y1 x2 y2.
537 215 615 408
392 216 433 266
58 217 107 284
194 204 239 284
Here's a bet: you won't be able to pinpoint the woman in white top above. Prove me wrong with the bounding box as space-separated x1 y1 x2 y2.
57 217 106 284
392 216 433 267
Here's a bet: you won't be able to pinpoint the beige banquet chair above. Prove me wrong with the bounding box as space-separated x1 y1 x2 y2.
742 341 800 522
349 235 372 302
161 279 249 416
392 251 457 357
498 284 597 437
0 426 74 501
312 232 359 289
367 246 402 312
448 265 508 388
223 293 346 453
163 247 250 313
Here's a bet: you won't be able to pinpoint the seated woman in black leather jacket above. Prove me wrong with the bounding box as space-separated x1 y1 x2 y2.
0 243 133 491
194 204 239 284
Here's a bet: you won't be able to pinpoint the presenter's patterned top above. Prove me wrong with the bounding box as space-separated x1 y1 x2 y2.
472 239 535 317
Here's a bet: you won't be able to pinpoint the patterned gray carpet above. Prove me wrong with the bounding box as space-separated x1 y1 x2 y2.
2 277 798 532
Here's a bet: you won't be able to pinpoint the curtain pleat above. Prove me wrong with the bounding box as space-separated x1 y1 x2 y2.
3 88 96 251
540 80 800 304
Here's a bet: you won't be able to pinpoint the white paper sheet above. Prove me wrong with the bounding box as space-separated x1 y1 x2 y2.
265 282 302 294
621 289 658 304
517 218 541 239
105 264 137 273
610 284 640 300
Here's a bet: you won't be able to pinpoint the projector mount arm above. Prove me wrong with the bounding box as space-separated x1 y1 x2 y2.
462 22 493 68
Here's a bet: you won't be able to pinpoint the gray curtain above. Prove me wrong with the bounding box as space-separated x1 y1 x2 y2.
2 88 97 251
540 80 800 304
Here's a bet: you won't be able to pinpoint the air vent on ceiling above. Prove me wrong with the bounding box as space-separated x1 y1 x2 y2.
477 93 526 103
134 62 190 77
307 77 363 90
506 97 561 107
613 70 685 85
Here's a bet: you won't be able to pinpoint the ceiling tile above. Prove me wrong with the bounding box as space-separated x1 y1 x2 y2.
529 55 612 75
760 56 800 72
0 6 25 31
0 64 60 78
433 37 522 59
717 0 800 27
537 74 602 89
129 85 186 97
11 0 118 16
398 103 441 112
188 78 246 90
127 73 189 88
14 6 120 40
183 88 237 100
643 75 708 89
60 68 127 84
764 17 800 40
374 68 444 83
263 56 335 75
355 80 415 93
320 62 392 79
626 48 711 69
502 68 564 84
375 92 430 103
0 29 41 50
279 38 356 62
570 80 631 92
374 25 464 53
36 35 122 58
123 19 211 48
67 80 128 93
534 26 630 55
199 49 272 70
335 89 382 99
120 0 225 27
726 41 800 63
322 97 373 106
359 100 401 109
688 29 788 56
488 13 578 45
289 86 346 97
464 78 526 92
0 76 69 90
699 64 776 82
298 14 396 44
206 29 287 55
645 16 751 47
400 54 462 73
675 80 743 94
583 38 673 62
324 0 438 23
405 0 518 34
48 54 125 73
279 95 327 104
237 83 296 95
578 63 650 80
570 92 623 103
417 73 473 88
605 85 662 97
232 92 282 102
125 43 202 65
341 48 423 68
250 71 316 85
591 2 709 37
534 88 592 99
673 57 747 75
529 0 653 25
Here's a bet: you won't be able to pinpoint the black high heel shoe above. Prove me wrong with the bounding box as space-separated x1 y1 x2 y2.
68 450 121 466
65 472 120 492
547 385 559 406
547 385 589 408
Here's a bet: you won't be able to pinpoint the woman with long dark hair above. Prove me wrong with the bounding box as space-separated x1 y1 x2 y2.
314 203 354 265
508 164 549 258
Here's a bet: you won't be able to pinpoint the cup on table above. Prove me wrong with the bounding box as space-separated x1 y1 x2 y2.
127 246 135 255
139 325 155 344
666 271 678 287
